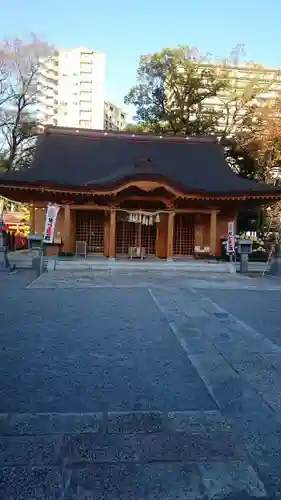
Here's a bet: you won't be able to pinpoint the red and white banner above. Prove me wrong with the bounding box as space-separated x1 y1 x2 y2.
227 221 235 254
43 203 60 243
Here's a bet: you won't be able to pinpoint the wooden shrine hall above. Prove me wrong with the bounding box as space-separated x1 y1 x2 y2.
1 126 281 260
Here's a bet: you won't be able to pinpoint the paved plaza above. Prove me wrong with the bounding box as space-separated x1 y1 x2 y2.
1 269 281 498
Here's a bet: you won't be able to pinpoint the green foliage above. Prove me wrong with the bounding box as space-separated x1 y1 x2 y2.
222 137 262 180
124 46 229 135
125 45 281 184
123 123 149 133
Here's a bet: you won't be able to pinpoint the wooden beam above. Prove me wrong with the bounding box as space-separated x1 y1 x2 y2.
175 208 213 214
30 203 35 233
108 208 116 259
70 204 110 210
166 211 175 260
63 204 72 253
1 183 281 202
103 213 110 257
116 195 174 204
210 209 218 256
112 180 184 197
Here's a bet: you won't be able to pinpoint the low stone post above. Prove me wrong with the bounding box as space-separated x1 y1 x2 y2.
240 253 249 274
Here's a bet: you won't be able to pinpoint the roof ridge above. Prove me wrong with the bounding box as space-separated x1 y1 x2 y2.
34 125 219 144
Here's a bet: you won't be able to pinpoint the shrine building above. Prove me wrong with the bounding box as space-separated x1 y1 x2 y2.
1 126 281 260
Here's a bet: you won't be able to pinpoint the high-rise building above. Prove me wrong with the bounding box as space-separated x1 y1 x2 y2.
199 63 281 134
104 101 126 131
37 47 105 130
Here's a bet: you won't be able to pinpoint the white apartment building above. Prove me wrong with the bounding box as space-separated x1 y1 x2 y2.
37 47 105 130
104 101 126 131
199 63 281 134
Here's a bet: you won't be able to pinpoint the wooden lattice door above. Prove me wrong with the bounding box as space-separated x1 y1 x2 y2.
140 224 156 255
173 214 195 256
116 219 136 254
116 217 157 256
76 211 105 254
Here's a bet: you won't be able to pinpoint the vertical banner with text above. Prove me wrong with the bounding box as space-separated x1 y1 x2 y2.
43 203 60 244
226 220 235 254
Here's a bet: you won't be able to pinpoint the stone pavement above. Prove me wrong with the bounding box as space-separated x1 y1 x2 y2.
1 269 281 498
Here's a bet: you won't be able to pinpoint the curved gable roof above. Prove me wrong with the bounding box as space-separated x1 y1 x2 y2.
1 128 280 195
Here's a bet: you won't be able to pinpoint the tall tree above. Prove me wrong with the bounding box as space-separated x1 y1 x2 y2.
214 45 281 182
0 34 54 172
256 97 281 181
125 44 281 182
124 46 230 135
215 45 276 138
123 122 149 133
251 98 281 232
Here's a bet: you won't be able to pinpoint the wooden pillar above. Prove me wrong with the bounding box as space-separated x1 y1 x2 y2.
109 208 116 259
166 211 175 260
104 212 110 257
210 209 217 256
63 204 72 253
194 215 204 251
30 203 35 233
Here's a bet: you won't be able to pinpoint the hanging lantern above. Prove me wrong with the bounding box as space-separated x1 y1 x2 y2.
156 214 160 223
129 213 133 223
145 218 149 226
142 216 146 225
133 213 137 223
149 216 153 226
138 214 142 223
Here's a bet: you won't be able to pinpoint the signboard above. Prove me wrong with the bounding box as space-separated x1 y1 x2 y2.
76 240 87 258
43 204 60 244
227 220 235 254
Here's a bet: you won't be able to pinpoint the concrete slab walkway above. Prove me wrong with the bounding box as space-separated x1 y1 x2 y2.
1 269 281 498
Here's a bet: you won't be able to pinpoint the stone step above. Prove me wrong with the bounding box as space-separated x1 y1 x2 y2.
51 259 235 273
0 411 267 499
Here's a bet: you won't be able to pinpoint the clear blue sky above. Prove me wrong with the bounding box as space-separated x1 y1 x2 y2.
1 0 280 120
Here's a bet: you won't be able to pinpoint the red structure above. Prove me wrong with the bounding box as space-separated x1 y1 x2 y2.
0 126 281 259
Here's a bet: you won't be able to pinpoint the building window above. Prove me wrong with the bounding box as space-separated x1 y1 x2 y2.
79 120 91 127
80 106 92 112
80 53 93 61
80 68 92 75
79 109 92 120
80 61 93 73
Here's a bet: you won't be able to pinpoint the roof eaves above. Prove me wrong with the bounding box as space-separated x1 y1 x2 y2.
36 125 219 144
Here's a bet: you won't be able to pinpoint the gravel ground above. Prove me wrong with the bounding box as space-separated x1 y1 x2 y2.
0 269 280 499
198 288 281 347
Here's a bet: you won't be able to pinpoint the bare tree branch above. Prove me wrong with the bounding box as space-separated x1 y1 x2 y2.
0 34 55 171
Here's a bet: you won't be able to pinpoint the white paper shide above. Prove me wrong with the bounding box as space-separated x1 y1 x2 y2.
43 203 60 243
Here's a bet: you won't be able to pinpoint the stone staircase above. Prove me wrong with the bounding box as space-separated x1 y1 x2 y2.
8 251 267 275
50 257 236 273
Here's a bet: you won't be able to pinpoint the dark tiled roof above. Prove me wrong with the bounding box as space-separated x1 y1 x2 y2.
1 129 280 195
